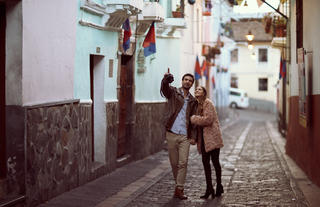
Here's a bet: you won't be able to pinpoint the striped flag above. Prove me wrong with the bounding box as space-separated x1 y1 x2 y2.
195 56 201 80
279 56 286 79
211 75 216 89
143 22 156 57
201 60 208 79
122 18 131 52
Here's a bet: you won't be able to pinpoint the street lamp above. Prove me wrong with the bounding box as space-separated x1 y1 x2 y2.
246 30 254 50
245 30 254 41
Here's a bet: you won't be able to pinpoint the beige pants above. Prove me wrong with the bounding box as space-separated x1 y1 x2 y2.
166 131 190 190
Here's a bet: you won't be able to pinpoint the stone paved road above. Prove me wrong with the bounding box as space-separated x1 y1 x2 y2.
39 109 310 207
125 111 308 207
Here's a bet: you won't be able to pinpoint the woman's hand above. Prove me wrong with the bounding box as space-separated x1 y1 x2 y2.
190 115 196 123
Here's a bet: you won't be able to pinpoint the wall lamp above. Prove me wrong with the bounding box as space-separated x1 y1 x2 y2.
245 30 254 41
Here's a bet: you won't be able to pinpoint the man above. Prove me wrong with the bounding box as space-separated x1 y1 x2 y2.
160 71 197 200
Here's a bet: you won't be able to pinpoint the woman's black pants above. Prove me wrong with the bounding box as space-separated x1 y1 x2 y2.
201 148 222 190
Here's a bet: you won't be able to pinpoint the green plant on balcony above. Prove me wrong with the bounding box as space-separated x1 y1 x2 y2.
273 16 287 37
262 13 273 34
203 0 212 16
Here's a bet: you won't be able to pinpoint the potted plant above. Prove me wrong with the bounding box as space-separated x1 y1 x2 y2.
263 13 273 34
172 4 183 18
273 16 287 37
202 0 212 16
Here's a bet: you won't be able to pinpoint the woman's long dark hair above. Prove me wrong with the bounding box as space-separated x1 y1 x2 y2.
197 86 207 115
199 86 207 98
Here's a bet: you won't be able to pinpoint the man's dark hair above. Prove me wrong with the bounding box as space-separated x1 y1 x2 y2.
182 73 195 83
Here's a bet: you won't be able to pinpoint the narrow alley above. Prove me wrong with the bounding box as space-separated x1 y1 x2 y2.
38 109 316 207
2 1 320 206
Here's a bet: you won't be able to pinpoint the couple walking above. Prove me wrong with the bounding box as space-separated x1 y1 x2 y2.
160 71 224 200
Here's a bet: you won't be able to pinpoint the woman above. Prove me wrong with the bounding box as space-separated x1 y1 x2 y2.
190 86 224 199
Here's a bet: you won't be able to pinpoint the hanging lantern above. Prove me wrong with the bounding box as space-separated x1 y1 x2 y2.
188 0 196 5
245 30 254 41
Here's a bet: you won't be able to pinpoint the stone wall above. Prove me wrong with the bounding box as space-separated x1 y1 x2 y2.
25 101 91 206
132 102 166 160
21 100 168 206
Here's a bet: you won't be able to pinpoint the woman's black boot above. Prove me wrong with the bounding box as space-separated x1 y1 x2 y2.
200 188 215 199
215 184 224 197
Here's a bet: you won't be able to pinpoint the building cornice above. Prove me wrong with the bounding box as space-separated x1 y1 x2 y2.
79 0 143 31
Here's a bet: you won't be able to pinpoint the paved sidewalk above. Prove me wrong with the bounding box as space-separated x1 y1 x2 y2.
39 110 320 207
266 121 320 207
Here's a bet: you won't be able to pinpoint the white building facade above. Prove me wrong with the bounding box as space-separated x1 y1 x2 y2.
230 20 281 113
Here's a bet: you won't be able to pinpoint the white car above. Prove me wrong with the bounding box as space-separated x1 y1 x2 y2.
229 88 249 108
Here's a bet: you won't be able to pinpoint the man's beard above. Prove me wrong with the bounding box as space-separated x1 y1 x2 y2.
183 85 191 90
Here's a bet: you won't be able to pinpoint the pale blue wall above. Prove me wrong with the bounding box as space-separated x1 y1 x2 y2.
74 0 118 101
135 37 181 102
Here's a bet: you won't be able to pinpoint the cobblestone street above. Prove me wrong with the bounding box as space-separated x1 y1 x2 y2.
40 109 313 207
126 119 307 207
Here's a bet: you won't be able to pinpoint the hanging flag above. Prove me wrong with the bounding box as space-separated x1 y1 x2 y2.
201 60 208 79
279 55 286 79
256 0 263 7
281 58 286 79
122 18 131 52
279 56 283 79
211 75 216 89
143 22 156 57
194 56 201 81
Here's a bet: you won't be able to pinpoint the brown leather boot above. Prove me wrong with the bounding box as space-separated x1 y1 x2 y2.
174 187 188 200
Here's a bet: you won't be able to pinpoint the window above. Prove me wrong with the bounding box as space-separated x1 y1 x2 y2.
259 78 268 91
258 48 268 62
231 76 238 88
230 91 241 96
230 49 238 63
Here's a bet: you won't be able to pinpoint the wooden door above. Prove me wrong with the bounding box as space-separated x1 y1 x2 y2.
117 55 134 158
0 2 6 178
